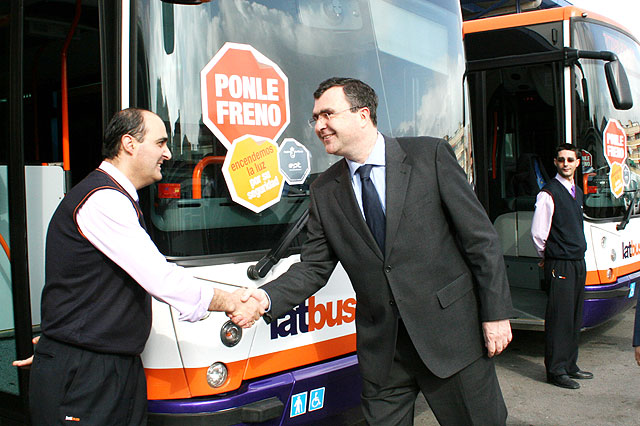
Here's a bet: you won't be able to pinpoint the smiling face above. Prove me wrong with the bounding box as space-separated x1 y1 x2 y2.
312 86 371 162
554 149 580 180
130 111 171 189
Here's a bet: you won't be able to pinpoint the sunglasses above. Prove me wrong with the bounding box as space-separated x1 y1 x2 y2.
556 157 577 163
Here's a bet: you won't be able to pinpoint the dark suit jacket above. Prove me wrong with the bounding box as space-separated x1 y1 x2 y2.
262 135 513 385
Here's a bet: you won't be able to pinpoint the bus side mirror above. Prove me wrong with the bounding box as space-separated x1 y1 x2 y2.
605 60 633 110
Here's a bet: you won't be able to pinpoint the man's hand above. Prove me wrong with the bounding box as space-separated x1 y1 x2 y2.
482 319 512 357
227 289 265 328
228 288 269 328
12 336 40 368
635 346 640 366
208 288 263 328
239 288 269 311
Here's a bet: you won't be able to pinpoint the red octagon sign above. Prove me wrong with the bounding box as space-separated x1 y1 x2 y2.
201 42 290 149
603 118 627 166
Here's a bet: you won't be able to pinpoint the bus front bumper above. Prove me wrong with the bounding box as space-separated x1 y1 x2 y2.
147 354 361 425
583 270 640 328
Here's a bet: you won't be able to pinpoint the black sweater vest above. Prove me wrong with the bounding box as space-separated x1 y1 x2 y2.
41 169 152 355
542 179 587 260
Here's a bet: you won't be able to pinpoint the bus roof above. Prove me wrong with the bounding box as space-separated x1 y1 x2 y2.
463 6 631 36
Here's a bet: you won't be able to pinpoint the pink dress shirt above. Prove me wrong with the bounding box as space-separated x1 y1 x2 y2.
531 173 576 258
76 161 214 322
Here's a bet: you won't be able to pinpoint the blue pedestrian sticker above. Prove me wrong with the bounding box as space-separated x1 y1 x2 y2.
629 282 636 298
309 387 325 412
290 392 307 417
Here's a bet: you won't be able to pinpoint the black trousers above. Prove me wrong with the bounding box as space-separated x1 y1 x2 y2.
360 321 507 426
544 258 586 376
29 335 147 425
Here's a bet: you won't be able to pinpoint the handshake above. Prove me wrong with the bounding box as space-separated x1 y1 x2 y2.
223 287 270 328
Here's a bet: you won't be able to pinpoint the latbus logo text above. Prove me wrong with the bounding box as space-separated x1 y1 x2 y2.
622 241 640 259
270 296 356 339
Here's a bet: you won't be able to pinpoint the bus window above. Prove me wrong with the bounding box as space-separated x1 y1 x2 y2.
573 20 640 219
133 0 469 258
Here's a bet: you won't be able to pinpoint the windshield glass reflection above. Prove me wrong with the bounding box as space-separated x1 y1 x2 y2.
135 0 468 257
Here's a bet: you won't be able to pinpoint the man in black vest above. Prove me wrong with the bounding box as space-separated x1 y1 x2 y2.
531 144 593 389
25 108 263 425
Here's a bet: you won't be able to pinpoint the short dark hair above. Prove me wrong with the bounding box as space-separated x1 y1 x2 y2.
102 108 148 159
314 77 378 126
555 143 579 158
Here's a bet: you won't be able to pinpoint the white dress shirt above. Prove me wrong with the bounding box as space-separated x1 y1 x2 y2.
531 173 576 258
76 161 214 322
346 132 387 217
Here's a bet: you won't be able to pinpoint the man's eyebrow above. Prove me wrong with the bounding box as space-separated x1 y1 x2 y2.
313 108 335 115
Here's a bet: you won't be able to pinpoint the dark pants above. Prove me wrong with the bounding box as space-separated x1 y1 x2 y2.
360 321 507 426
544 258 586 376
29 335 147 425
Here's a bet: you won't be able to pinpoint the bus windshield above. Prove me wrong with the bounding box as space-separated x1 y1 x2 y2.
134 0 469 258
573 20 640 219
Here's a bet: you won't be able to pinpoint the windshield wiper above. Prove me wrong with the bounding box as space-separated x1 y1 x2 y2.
247 209 309 279
617 190 640 230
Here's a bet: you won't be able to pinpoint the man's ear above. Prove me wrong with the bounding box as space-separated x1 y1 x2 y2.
359 107 371 127
121 134 137 156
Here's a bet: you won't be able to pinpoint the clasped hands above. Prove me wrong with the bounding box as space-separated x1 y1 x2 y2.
226 288 269 328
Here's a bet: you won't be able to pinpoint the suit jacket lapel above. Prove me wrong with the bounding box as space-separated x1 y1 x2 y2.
332 159 383 259
384 136 411 258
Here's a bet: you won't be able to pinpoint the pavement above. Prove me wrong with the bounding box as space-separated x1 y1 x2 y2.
414 306 640 425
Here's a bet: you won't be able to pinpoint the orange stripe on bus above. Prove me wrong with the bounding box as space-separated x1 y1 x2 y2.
585 259 640 285
145 334 356 400
245 334 357 379
145 366 192 400
463 6 626 37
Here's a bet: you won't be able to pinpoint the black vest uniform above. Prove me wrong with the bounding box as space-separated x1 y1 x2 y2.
543 179 587 260
540 178 587 377
30 168 151 425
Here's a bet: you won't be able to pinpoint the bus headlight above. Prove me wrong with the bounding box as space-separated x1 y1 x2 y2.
206 362 228 388
607 268 614 280
601 236 607 248
611 249 617 262
220 321 242 347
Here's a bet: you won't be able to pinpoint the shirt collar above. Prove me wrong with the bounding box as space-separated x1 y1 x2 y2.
554 173 575 192
346 132 386 177
99 161 139 202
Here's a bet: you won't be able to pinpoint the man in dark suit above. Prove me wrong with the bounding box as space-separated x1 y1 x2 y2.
239 77 513 425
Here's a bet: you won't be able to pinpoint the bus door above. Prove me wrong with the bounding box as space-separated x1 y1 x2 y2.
468 60 565 328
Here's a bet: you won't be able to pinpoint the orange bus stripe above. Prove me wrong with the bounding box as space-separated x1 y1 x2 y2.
145 334 356 400
145 366 192 400
463 6 627 37
245 334 356 379
585 259 640 285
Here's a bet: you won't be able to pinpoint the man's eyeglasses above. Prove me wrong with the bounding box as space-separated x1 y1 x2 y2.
556 157 577 163
308 106 361 127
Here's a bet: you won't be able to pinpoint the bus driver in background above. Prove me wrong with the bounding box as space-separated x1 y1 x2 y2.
531 144 593 390
236 77 514 426
21 108 263 425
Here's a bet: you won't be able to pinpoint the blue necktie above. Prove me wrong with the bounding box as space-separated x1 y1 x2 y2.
357 165 385 251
